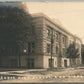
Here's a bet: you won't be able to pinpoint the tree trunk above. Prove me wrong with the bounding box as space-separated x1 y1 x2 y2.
18 44 22 68
18 51 21 68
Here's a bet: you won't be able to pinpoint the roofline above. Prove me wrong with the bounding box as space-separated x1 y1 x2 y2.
32 13 74 36
74 36 82 43
32 13 82 43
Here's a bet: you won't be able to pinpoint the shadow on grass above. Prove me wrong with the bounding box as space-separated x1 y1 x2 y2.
0 68 67 76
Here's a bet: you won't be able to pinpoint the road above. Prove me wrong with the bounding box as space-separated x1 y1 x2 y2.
0 68 84 83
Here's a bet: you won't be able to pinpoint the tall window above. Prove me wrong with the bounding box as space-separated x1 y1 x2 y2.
28 42 35 54
62 36 65 44
47 44 51 53
56 33 59 41
63 48 65 55
56 46 59 54
47 28 51 39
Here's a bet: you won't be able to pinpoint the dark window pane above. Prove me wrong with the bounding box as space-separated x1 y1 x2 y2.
28 42 35 54
56 46 59 54
47 44 51 53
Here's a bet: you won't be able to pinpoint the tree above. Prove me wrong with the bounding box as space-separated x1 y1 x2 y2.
0 6 33 42
0 6 34 68
66 42 80 67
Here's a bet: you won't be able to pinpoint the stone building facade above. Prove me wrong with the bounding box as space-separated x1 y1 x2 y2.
0 2 82 68
19 13 81 68
81 44 84 64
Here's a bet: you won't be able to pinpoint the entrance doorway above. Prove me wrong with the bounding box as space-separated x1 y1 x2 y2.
27 59 34 69
64 60 67 67
49 59 54 68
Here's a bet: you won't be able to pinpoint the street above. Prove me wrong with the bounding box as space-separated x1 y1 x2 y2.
0 68 84 83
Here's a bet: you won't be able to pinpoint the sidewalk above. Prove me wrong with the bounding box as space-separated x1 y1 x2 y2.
0 68 84 83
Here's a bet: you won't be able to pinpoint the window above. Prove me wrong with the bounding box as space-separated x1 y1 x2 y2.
56 33 59 41
56 46 59 54
47 28 51 39
28 42 35 54
47 44 51 53
63 48 65 55
0 47 18 56
62 36 65 44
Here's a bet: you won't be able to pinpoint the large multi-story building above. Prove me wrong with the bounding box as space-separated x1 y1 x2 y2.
0 2 82 69
81 44 84 64
25 13 81 68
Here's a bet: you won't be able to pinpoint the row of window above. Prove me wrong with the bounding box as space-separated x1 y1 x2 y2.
47 28 66 44
0 42 35 56
47 43 66 55
28 43 59 55
47 44 59 54
0 40 66 56
0 47 18 56
47 28 59 41
28 43 65 56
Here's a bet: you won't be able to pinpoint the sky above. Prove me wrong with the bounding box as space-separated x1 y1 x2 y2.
22 1 84 43
1 0 84 1
0 1 84 43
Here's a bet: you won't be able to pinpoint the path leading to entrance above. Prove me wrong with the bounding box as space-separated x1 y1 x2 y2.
0 68 84 83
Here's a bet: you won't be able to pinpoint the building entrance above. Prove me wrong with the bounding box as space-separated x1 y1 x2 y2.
27 59 34 69
49 59 54 68
64 60 67 67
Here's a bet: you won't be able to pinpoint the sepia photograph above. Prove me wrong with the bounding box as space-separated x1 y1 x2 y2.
0 1 84 83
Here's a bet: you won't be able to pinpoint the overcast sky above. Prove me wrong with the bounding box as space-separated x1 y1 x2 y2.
23 1 84 43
